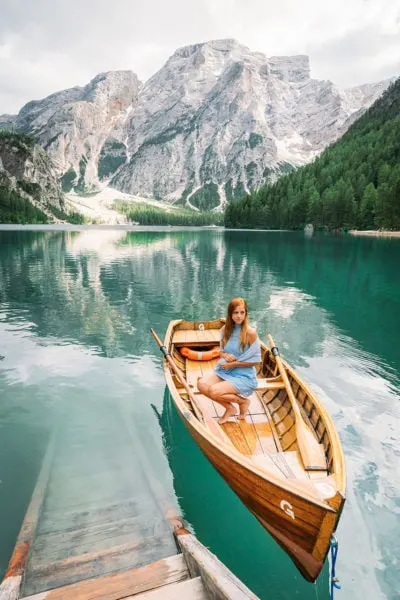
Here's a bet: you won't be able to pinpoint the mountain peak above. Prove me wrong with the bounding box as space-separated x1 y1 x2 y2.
89 70 140 87
172 38 245 60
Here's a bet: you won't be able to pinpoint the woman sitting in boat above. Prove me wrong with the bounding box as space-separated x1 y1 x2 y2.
198 298 261 424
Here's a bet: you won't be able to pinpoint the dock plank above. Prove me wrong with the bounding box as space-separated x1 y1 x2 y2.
22 534 178 597
21 554 189 600
129 576 207 599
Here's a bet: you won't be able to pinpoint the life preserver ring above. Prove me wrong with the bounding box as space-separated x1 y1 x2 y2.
180 346 220 361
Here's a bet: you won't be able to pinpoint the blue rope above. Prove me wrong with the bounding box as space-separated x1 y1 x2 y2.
330 534 341 599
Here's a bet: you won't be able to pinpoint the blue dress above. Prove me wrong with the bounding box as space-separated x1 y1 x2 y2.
214 325 260 397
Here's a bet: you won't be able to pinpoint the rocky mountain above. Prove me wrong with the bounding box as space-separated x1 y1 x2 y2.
0 39 393 211
2 71 141 196
0 131 65 221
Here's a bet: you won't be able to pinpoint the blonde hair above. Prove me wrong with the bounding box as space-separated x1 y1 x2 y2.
222 297 249 351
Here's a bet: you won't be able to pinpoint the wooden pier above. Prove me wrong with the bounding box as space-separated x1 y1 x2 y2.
0 410 259 600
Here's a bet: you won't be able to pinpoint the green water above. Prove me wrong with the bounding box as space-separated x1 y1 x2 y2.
0 227 399 600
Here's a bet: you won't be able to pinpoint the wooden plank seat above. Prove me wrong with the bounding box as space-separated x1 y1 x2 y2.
172 329 221 346
186 378 285 394
256 378 285 390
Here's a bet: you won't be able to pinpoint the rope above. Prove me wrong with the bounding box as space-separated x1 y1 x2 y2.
330 534 341 599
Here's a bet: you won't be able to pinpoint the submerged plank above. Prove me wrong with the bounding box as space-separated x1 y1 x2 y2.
21 554 189 600
22 532 178 596
30 515 154 564
38 498 141 536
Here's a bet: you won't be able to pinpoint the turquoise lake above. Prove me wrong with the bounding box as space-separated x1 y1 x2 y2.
0 227 399 600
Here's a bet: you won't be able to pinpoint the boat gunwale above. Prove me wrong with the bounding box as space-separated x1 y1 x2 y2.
163 319 345 511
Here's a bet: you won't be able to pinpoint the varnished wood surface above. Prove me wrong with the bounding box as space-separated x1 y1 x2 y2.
172 329 220 346
164 319 346 582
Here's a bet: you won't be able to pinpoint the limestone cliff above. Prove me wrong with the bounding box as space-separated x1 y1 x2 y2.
0 132 65 220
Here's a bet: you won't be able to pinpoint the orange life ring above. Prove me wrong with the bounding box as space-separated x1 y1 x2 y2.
180 346 220 361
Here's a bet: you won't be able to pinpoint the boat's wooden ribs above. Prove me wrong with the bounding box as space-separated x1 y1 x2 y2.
261 349 334 475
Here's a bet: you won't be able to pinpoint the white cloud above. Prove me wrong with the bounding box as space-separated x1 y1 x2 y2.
0 0 399 113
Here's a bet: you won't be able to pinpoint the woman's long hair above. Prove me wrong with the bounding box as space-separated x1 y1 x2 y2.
222 298 249 351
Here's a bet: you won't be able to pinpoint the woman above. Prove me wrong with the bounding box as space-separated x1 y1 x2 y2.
198 298 261 424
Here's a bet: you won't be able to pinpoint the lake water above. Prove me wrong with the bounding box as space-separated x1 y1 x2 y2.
0 227 399 600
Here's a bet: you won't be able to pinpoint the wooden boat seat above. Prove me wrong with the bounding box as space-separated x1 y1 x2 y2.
172 329 221 346
187 378 284 393
256 378 285 390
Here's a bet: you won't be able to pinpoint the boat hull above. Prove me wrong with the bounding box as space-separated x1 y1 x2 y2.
160 319 346 582
180 408 340 581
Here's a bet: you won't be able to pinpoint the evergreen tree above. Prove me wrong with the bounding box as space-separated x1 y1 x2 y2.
225 77 400 231
360 183 377 229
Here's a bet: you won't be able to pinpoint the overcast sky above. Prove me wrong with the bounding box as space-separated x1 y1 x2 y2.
0 0 399 114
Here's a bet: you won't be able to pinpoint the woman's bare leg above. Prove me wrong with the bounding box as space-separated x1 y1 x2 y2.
237 397 250 419
197 374 234 420
197 373 221 396
217 393 250 420
198 377 251 423
207 381 247 424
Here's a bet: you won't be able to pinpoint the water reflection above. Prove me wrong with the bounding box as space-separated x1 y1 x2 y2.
0 229 399 600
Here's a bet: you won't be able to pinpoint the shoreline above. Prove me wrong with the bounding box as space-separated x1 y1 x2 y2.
349 230 400 238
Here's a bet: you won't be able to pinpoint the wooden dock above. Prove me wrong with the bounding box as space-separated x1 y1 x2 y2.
0 409 259 600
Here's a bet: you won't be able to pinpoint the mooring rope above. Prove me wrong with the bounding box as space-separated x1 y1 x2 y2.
329 534 341 599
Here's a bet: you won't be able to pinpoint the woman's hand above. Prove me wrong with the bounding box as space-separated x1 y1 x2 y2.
221 361 237 370
221 352 236 362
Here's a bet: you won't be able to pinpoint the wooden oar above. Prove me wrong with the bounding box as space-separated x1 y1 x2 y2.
268 334 327 471
150 328 206 425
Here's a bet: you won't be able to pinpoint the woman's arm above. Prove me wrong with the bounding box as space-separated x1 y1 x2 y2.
247 327 258 344
220 360 259 370
220 327 260 369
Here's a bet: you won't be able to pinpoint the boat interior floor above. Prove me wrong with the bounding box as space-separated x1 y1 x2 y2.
184 357 328 483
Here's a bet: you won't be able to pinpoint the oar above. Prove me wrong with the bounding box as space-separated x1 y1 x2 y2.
268 334 327 470
150 328 206 425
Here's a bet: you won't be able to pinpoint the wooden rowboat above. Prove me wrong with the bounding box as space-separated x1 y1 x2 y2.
152 319 346 583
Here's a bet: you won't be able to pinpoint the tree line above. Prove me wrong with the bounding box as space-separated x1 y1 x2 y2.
0 187 49 224
114 201 224 226
225 77 400 231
